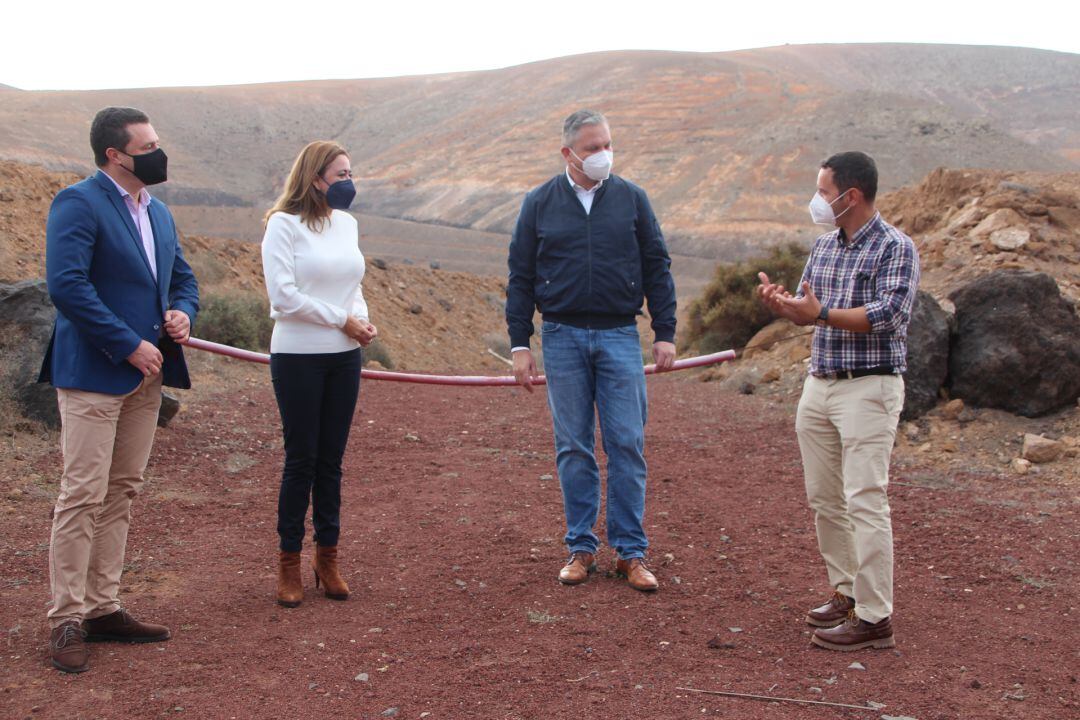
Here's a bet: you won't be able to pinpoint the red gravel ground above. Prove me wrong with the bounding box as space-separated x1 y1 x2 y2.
2 372 1077 719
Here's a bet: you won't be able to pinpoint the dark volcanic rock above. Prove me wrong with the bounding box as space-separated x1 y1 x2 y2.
948 270 1080 417
0 279 184 428
901 290 952 420
0 279 58 426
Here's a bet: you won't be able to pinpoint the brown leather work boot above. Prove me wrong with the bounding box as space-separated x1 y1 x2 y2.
50 620 89 673
312 544 349 600
615 557 659 592
806 590 856 627
558 552 596 585
83 608 170 643
277 550 303 607
811 610 895 651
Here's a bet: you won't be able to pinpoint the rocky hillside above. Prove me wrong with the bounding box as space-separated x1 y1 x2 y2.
702 167 1080 480
0 160 510 374
1 44 1076 270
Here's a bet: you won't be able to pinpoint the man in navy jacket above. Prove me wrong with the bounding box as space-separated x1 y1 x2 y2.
40 107 199 673
507 109 676 592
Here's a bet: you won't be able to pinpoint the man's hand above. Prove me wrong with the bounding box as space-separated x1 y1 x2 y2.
512 348 538 393
164 309 190 342
778 281 823 326
652 341 676 372
127 339 163 377
757 272 806 324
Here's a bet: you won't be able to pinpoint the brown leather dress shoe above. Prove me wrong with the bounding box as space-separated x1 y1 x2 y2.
811 611 895 651
615 557 659 592
50 620 89 673
558 552 596 585
83 609 170 643
806 590 856 627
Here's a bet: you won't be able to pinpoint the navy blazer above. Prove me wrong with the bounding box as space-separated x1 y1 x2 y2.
39 171 200 394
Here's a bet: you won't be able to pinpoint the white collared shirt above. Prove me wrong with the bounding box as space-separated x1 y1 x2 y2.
566 168 603 215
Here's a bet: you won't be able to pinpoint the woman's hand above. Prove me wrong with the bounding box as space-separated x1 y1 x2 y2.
344 316 378 347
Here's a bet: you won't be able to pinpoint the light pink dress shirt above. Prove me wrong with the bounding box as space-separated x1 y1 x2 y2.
104 173 157 281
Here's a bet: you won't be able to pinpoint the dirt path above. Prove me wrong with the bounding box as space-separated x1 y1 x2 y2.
2 374 1077 719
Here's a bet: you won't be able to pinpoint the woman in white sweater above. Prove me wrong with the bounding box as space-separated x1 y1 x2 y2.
261 141 376 608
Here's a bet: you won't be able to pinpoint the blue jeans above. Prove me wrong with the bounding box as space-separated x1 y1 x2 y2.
541 321 649 559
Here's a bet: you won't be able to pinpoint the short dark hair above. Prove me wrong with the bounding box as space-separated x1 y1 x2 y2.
90 107 150 167
821 151 878 202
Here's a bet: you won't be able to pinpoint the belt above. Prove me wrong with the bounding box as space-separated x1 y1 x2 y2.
813 366 898 380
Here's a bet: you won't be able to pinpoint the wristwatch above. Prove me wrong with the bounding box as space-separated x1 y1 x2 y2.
816 305 829 327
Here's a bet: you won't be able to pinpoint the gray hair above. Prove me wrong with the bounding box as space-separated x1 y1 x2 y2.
562 109 608 148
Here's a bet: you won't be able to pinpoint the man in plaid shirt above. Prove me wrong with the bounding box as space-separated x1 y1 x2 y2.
758 151 919 651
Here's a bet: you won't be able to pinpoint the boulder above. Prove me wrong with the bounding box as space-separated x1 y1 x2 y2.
900 290 951 420
948 270 1080 417
0 279 59 426
988 227 1030 251
1021 434 1064 464
0 279 183 428
969 208 1024 238
158 392 181 427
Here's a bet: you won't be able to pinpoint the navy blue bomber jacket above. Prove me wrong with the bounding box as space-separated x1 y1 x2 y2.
506 173 677 349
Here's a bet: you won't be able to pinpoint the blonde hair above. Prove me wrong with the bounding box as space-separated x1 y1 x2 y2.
264 141 349 231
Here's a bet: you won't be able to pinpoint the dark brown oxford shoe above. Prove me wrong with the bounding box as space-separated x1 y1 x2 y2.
806 590 856 628
83 609 170 643
50 620 89 673
558 552 596 585
811 611 895 651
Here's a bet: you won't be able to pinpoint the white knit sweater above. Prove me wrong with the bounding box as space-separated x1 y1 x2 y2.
261 210 368 354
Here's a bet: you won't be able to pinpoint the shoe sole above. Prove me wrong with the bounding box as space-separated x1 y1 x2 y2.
324 593 349 601
85 632 171 644
811 634 896 651
806 615 847 628
277 599 302 608
558 565 597 585
52 659 89 673
614 571 658 592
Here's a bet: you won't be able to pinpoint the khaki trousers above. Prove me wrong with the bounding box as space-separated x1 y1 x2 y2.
48 374 162 627
795 374 904 623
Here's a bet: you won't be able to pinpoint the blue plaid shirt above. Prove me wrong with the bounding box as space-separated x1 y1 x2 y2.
799 212 920 375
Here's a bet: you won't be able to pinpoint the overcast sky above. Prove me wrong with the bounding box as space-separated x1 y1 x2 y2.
4 0 1076 90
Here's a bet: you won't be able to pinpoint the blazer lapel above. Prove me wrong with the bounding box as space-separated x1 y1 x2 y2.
148 203 167 289
94 171 157 283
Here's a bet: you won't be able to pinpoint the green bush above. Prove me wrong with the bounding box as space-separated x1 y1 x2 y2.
362 338 394 369
195 292 274 351
684 242 809 353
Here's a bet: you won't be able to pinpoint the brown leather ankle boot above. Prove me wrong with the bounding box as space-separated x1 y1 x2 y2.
277 551 303 607
312 544 349 600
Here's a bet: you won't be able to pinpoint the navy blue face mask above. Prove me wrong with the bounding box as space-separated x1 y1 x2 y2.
323 178 356 210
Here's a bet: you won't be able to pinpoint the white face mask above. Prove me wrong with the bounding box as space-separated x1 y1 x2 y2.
808 189 852 226
570 148 613 182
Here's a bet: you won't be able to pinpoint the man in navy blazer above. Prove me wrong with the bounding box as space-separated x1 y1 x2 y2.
40 107 199 673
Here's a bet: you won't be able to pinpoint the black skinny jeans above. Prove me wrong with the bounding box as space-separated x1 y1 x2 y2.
270 348 361 552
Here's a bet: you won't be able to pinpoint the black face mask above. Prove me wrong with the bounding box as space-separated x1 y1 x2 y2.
118 147 168 185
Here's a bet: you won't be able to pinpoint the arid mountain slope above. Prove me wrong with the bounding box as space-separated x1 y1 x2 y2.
1 44 1076 268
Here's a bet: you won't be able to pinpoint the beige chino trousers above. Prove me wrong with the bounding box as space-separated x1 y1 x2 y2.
795 373 904 623
47 374 163 627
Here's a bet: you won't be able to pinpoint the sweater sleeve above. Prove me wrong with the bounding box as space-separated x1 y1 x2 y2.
506 193 539 350
352 282 369 322
634 188 677 344
261 214 348 328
